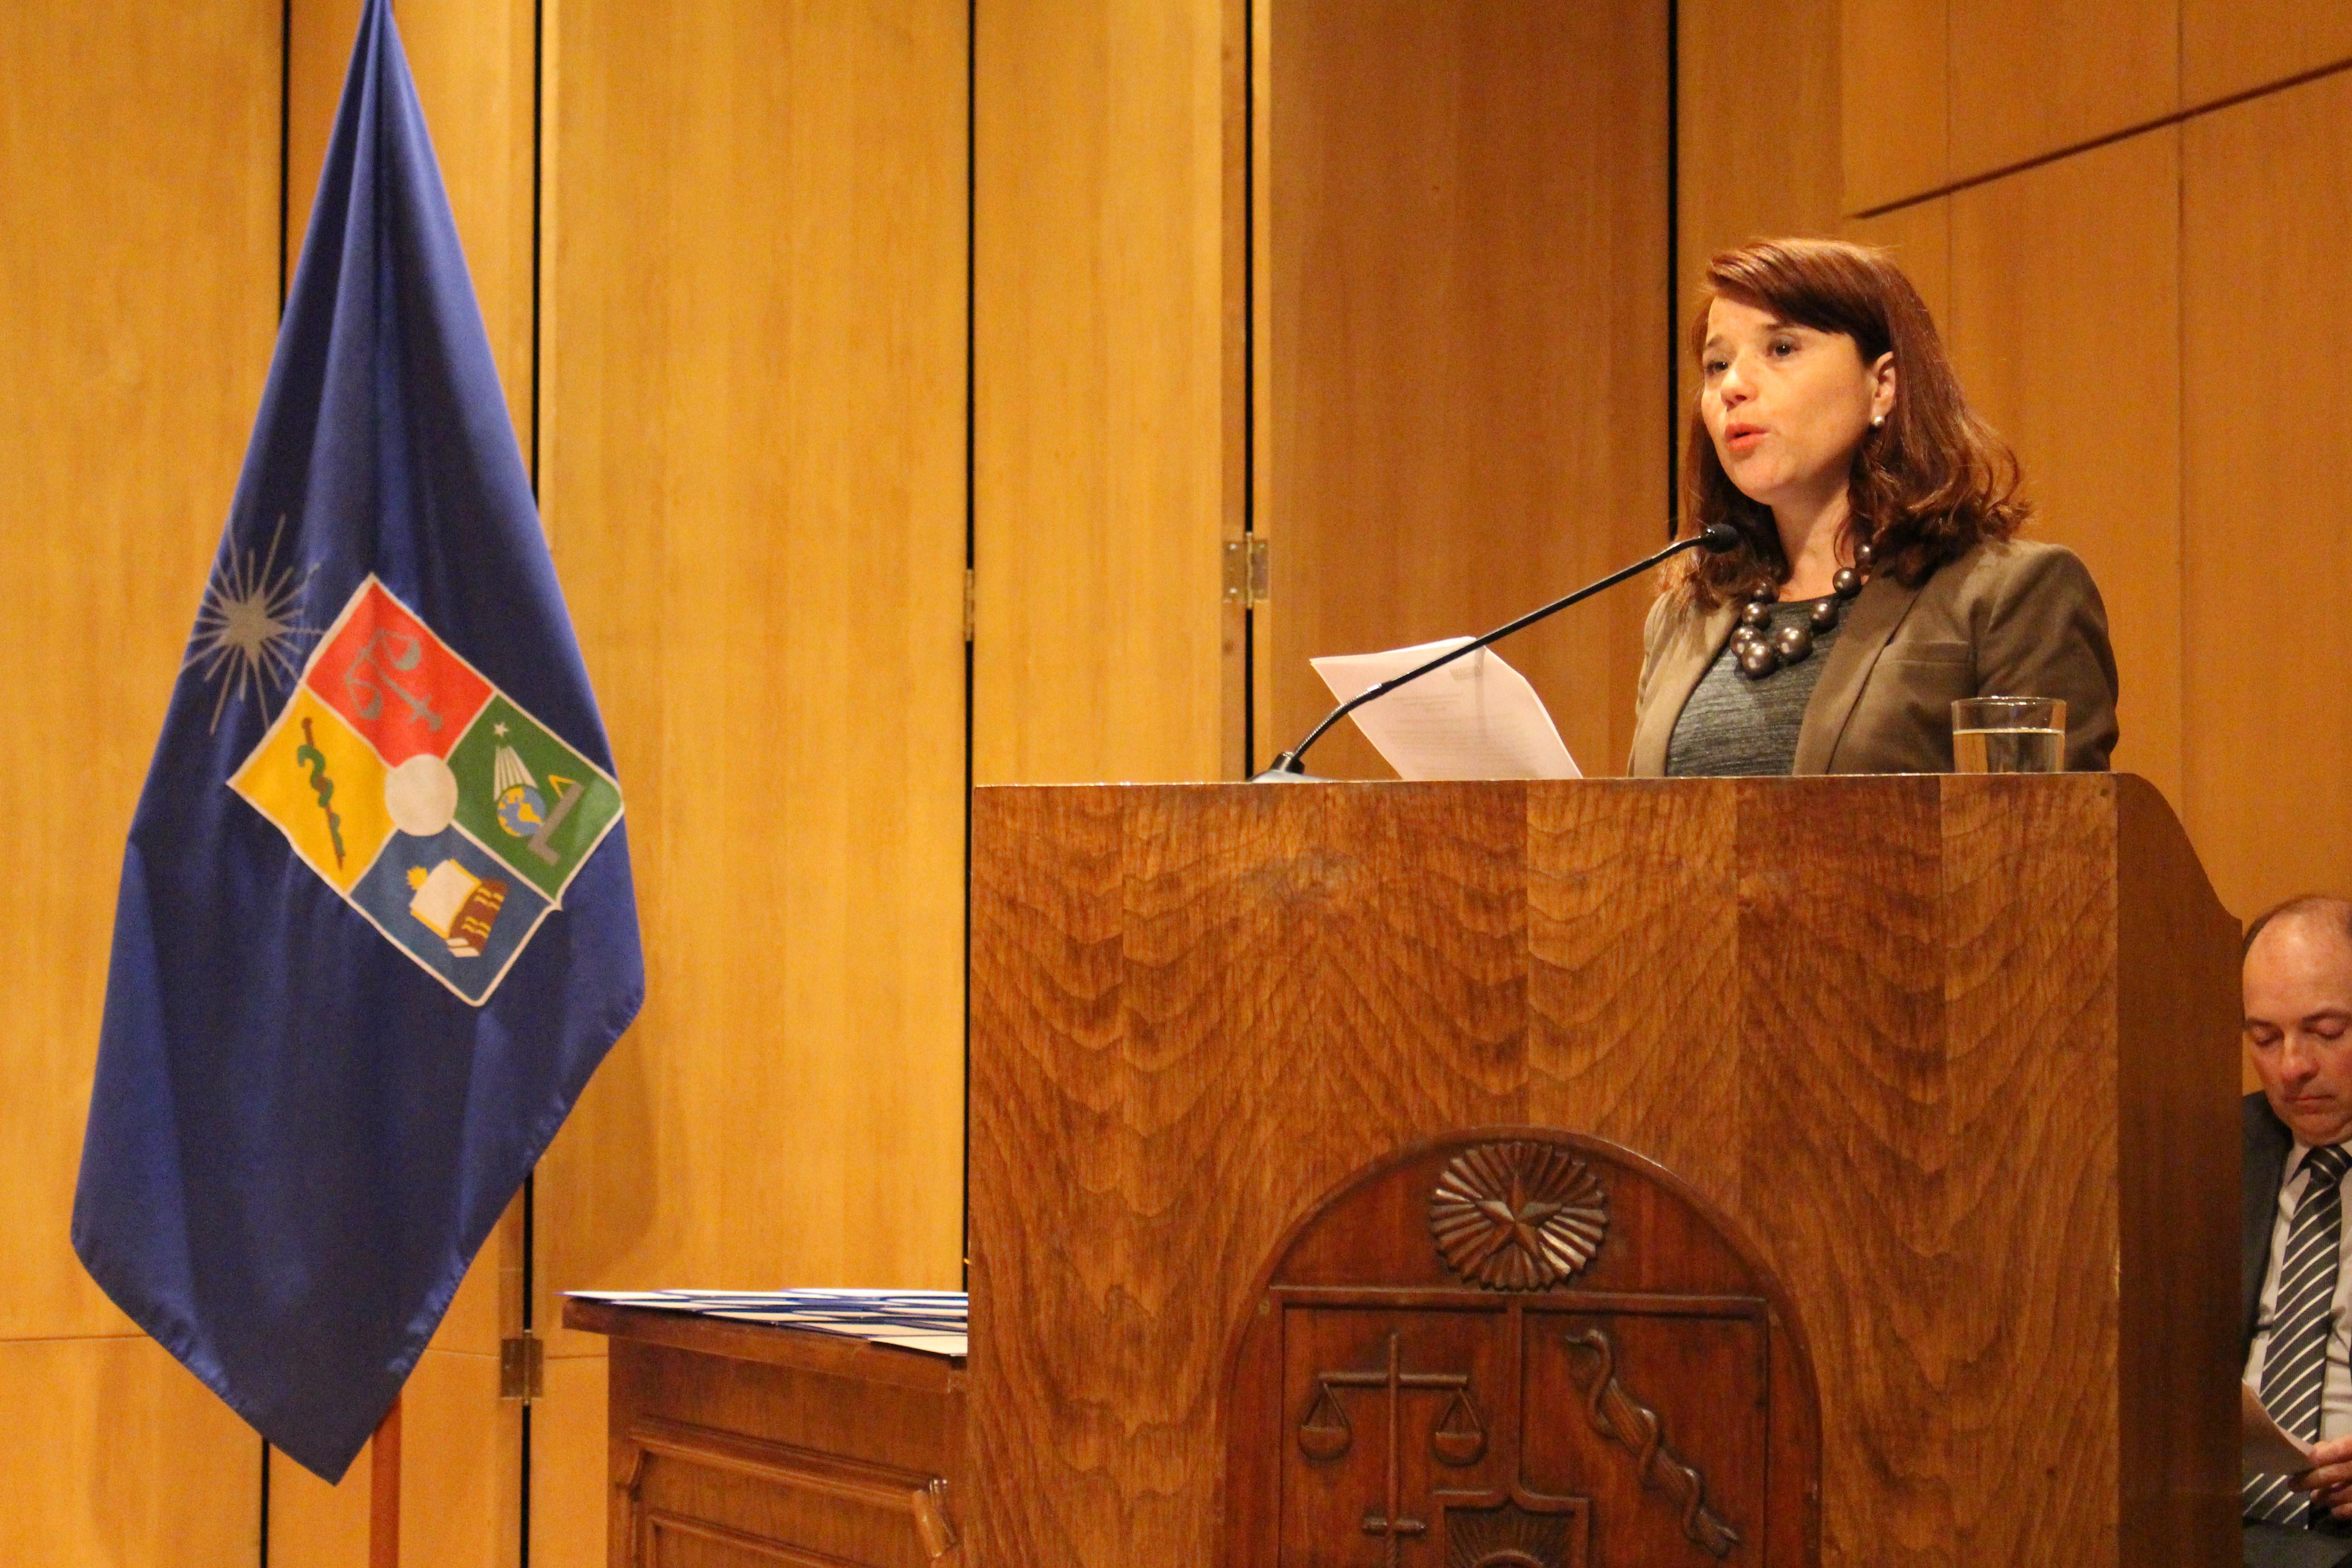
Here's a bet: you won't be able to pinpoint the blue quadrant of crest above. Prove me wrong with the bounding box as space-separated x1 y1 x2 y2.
349 828 553 1004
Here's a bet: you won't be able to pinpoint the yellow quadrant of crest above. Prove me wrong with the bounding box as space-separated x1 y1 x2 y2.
230 687 395 893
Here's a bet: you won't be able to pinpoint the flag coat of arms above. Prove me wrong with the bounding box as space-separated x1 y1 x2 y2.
72 0 643 1482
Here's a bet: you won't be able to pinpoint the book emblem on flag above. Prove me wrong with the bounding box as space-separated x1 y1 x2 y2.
405 861 509 958
228 577 624 1004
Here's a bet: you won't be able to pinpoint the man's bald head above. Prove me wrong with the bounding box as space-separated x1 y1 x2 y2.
2244 896 2352 1146
2245 895 2352 959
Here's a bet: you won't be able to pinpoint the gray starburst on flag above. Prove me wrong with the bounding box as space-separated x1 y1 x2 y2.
185 514 320 733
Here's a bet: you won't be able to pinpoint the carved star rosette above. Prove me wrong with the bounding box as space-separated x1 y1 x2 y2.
1429 1142 1609 1291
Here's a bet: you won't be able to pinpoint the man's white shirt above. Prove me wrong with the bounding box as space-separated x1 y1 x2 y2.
2246 1142 2352 1440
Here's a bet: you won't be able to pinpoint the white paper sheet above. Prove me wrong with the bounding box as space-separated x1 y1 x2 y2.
565 1289 969 1358
2245 1381 2319 1476
1310 637 1580 781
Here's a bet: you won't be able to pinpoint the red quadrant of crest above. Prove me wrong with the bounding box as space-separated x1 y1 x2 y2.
305 581 493 764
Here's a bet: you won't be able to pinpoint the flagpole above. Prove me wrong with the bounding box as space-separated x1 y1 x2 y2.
369 1394 402 1568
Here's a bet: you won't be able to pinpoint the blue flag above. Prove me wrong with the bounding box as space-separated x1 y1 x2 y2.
73 0 643 1483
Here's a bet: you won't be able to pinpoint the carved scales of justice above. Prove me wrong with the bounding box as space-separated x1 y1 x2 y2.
1280 1142 1748 1568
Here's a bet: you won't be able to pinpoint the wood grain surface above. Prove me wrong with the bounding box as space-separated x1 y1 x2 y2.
0 0 279 1555
1839 0 1949 214
1223 1129 1820 1566
2180 70 2352 919
1937 778 2121 1561
2182 0 2352 107
968 777 2238 1566
2112 777 2240 1563
1258 0 1667 779
1949 0 2177 184
586 1306 968 1568
1948 131 2184 806
526 1 970 1558
534 0 970 1338
972 0 1244 785
1736 778 1952 1564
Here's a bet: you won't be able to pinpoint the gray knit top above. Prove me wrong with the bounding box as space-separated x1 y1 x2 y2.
1663 601 1843 777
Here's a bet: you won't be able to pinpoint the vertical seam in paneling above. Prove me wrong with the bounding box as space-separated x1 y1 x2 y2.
1665 0 1680 543
529 0 544 507
263 1 293 1553
961 0 978 1294
521 2 547 1560
278 0 291 317
1241 0 1258 772
1942 0 1953 196
2174 100 2189 835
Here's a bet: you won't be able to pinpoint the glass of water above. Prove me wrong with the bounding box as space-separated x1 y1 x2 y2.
1951 696 2067 773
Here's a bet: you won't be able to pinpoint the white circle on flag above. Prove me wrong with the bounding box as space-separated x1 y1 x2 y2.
384 754 460 837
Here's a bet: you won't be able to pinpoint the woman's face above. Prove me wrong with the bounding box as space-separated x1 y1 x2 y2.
1699 297 1895 518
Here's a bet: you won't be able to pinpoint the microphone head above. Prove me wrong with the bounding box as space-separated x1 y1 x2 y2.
1696 522 1743 554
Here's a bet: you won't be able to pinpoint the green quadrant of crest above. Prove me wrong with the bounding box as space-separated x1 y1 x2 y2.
446 694 621 902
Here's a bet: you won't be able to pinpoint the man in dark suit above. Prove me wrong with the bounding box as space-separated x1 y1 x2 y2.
2242 897 2352 1568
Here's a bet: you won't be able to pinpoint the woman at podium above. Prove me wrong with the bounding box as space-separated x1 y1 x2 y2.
1627 237 2118 777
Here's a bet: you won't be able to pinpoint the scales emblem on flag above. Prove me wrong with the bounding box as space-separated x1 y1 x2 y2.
228 577 623 1004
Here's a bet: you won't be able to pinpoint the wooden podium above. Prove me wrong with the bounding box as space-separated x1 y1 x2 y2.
965 775 2241 1567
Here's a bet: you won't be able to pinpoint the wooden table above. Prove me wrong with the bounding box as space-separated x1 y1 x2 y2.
563 1298 968 1567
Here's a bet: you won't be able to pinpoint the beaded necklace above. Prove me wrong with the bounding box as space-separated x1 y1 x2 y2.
1729 543 1876 680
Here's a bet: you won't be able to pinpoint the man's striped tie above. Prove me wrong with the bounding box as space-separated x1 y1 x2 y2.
2248 1142 2352 1526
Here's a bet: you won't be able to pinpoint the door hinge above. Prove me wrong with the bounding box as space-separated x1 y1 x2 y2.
963 567 976 643
1223 535 1269 607
500 1332 544 1403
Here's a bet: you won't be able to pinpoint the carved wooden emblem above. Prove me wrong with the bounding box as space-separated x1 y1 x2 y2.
1430 1141 1608 1290
1437 1490 1591 1568
1298 1330 1486 1468
1562 1327 1740 1557
1225 1128 1821 1568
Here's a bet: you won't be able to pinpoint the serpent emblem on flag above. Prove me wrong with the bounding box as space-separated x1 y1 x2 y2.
229 578 623 1004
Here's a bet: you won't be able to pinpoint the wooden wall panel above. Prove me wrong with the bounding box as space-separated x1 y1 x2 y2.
0 1339 259 1565
401 1350 520 1568
1949 0 2176 183
290 0 537 494
972 0 1242 785
2182 72 2352 916
1261 0 1668 780
1681 0 1841 272
287 0 364 289
529 1355 611 1568
0 0 278 1552
2184 0 2352 108
267 1345 517 1568
1841 0 1947 214
0 0 277 1345
1948 131 2183 805
1677 0 1842 460
1843 198 1950 330
397 0 539 456
268 1441 370 1567
536 0 968 1353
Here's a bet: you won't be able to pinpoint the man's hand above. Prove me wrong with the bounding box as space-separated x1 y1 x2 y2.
2292 1436 2352 1518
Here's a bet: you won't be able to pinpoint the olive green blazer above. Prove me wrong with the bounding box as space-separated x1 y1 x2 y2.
1627 538 2119 777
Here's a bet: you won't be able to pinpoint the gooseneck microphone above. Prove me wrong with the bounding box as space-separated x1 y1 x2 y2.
1251 522 1744 782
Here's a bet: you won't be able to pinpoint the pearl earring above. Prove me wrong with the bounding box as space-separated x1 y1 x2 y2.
1871 414 1885 428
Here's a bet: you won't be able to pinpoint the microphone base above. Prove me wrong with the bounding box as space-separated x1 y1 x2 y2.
1248 763 1328 784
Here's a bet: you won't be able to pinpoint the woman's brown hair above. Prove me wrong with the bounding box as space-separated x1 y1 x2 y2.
1673 237 2029 607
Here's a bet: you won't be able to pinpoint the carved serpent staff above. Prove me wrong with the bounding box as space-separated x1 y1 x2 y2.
1560 1327 1741 1558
